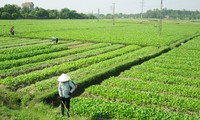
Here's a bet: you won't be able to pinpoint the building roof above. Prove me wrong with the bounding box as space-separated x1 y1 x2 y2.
22 2 34 7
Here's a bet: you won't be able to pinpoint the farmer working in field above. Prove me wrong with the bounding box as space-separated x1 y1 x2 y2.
58 73 77 118
52 37 58 43
10 26 15 36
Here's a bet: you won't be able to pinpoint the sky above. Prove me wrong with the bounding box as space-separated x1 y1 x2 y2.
0 0 200 14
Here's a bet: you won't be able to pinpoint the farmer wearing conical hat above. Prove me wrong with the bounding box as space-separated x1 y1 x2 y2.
58 73 77 118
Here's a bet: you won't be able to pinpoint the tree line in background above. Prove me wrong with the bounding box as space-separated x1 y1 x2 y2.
0 4 96 19
130 8 200 20
0 4 200 20
102 9 200 20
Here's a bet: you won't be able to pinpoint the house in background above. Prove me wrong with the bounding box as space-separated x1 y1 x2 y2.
22 2 34 9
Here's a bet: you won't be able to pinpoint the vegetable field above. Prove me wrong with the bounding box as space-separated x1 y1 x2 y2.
1 19 200 46
74 36 200 119
0 19 200 119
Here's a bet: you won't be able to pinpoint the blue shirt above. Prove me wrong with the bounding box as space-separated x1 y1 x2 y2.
58 81 76 98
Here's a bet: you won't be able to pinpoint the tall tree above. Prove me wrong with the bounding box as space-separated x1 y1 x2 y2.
35 8 49 19
3 4 21 18
1 12 11 19
48 9 59 19
60 8 71 19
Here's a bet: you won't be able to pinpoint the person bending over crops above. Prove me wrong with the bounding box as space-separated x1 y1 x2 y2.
10 26 15 36
58 73 77 118
52 37 58 43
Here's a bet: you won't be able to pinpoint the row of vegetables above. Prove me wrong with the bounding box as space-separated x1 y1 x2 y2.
19 46 158 95
130 65 200 80
0 41 83 61
178 36 200 50
0 40 71 54
101 77 200 100
1 34 200 119
0 38 50 49
121 70 200 88
0 44 141 87
16 20 200 47
0 43 108 70
0 44 124 79
68 36 200 119
0 37 39 45
85 82 200 115
70 98 197 120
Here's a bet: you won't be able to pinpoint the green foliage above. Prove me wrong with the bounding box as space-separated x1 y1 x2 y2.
0 20 200 119
0 103 65 120
67 35 200 119
0 43 112 78
131 8 200 20
71 98 199 120
0 85 21 109
18 46 160 104
0 44 139 87
86 84 200 114
1 12 11 19
0 4 94 19
1 19 199 46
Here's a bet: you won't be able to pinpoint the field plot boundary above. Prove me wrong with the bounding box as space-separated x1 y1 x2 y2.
0 32 200 120
32 33 200 104
70 35 200 119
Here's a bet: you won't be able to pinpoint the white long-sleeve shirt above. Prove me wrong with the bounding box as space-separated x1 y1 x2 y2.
58 81 76 98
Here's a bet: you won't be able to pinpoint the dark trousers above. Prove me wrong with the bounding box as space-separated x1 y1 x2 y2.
55 39 58 43
61 97 71 117
10 32 14 35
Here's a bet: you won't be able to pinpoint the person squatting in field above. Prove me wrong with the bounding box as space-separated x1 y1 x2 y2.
58 73 77 118
10 26 15 35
